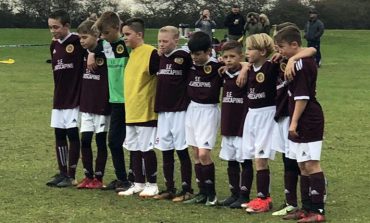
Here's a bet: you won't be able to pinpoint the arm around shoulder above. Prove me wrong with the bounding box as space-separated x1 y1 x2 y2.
149 49 160 75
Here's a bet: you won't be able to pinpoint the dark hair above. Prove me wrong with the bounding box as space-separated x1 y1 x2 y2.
221 40 243 54
49 10 70 26
274 26 302 46
123 18 145 36
95 11 120 32
187 31 212 52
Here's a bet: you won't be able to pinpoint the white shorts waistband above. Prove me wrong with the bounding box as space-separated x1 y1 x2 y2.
248 106 276 113
189 101 218 108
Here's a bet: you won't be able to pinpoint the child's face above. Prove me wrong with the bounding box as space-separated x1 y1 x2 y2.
78 33 97 51
190 50 211 65
276 41 297 58
100 26 120 43
245 47 265 63
122 25 142 48
158 32 178 55
48 18 69 40
222 49 242 70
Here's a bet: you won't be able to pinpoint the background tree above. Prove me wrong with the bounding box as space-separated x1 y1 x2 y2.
268 0 309 28
0 0 15 27
1 0 370 29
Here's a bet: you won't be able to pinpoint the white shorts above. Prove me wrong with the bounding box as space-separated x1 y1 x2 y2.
123 126 157 152
288 140 322 163
242 106 276 160
80 112 110 133
272 116 290 154
50 107 79 129
155 111 187 151
219 136 243 162
185 101 220 150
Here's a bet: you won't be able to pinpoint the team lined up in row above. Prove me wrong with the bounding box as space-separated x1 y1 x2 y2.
46 9 326 223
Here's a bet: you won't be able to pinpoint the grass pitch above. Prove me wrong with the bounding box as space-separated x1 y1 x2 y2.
0 29 369 223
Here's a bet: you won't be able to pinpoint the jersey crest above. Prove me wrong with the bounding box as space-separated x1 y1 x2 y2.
203 65 212 74
116 44 125 54
174 57 184 65
96 57 105 66
280 62 286 72
66 44 74 53
256 72 265 83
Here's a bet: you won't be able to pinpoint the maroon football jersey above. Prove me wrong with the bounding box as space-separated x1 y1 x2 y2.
288 58 324 143
50 33 84 109
274 59 290 121
187 58 223 104
221 70 248 136
246 60 279 108
79 49 111 115
155 49 192 112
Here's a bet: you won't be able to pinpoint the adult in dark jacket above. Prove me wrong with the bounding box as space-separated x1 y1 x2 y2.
304 8 324 67
224 5 246 41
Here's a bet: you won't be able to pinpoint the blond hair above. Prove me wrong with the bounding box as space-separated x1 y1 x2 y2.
159 26 179 39
246 33 275 57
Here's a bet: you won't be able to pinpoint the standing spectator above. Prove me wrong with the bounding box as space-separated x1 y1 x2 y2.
243 12 262 37
259 14 271 35
224 4 246 41
304 8 324 67
195 9 217 38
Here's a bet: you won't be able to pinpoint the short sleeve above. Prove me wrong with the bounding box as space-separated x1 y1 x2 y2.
293 59 310 100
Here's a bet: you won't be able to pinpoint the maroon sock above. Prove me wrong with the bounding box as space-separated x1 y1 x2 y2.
128 152 135 182
194 163 205 194
162 150 175 190
177 149 192 192
131 151 145 183
142 150 157 183
55 140 68 176
309 172 326 214
300 175 311 211
240 160 253 199
256 169 270 198
81 132 94 179
95 132 108 181
67 128 80 179
202 163 216 196
284 171 299 206
227 161 240 196
68 141 80 179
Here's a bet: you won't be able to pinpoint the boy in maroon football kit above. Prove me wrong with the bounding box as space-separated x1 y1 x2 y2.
152 26 194 202
75 17 110 189
218 40 253 209
240 33 278 213
182 31 223 206
271 22 318 217
275 26 326 223
46 10 84 187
